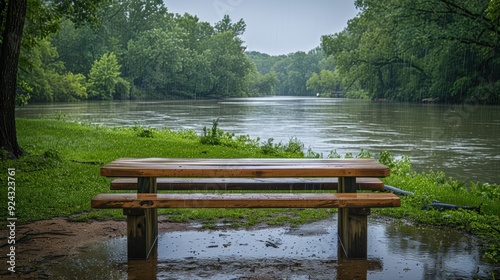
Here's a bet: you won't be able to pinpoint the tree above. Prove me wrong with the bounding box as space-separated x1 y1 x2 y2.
125 27 185 97
17 38 87 102
51 19 103 75
214 14 246 37
88 52 129 100
322 0 500 103
205 30 252 97
306 69 341 95
269 50 322 96
0 0 27 158
1 0 104 158
247 67 278 96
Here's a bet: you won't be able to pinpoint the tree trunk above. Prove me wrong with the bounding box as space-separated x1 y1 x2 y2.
0 0 27 159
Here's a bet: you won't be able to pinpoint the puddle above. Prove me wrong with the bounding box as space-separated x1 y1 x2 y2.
43 215 497 279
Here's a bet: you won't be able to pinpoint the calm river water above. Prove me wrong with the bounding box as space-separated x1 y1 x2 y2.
16 97 500 184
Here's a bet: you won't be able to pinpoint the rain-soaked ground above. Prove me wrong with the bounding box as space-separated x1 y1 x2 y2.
44 215 497 279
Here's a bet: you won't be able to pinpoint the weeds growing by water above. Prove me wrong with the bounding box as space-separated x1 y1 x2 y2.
200 118 306 157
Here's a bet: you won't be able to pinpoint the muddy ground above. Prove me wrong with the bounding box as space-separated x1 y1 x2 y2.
1 217 497 279
0 218 368 279
0 217 191 279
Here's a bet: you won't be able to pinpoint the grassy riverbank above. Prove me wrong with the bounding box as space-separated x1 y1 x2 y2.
0 118 499 264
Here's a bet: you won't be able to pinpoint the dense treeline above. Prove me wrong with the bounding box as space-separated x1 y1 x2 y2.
16 0 343 103
247 49 328 96
17 0 279 102
17 0 500 104
321 0 500 104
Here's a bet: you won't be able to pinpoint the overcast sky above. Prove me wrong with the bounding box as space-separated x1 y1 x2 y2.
163 0 359 55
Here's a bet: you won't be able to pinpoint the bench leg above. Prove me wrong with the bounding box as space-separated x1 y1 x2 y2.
124 208 158 259
338 208 370 259
124 177 158 260
338 177 369 259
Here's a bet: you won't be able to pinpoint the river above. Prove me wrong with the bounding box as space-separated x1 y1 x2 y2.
16 97 500 184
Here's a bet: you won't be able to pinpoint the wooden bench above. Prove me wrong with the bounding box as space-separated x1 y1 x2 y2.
92 193 399 208
92 158 400 260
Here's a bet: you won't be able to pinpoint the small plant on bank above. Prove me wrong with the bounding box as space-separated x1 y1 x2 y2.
200 118 221 145
132 122 155 138
305 147 322 158
259 137 304 157
200 119 304 157
326 149 371 159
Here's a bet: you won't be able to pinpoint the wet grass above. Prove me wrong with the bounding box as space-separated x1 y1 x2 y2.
0 119 499 264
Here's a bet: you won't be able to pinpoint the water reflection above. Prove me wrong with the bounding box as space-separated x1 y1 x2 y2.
43 216 495 279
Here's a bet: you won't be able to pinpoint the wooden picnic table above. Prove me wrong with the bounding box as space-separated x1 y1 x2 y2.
94 158 396 259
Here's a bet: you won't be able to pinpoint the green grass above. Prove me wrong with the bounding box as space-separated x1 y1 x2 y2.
0 118 499 264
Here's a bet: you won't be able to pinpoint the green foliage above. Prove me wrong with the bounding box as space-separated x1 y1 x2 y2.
487 0 500 22
247 69 278 96
199 118 305 157
17 38 89 102
259 137 305 157
327 150 341 158
16 1 257 102
16 0 500 103
87 52 129 100
16 80 32 105
247 49 328 97
200 118 222 145
125 27 187 97
378 150 412 176
470 182 500 200
50 19 101 75
52 72 88 101
325 149 372 159
47 3 253 100
305 147 322 158
306 69 342 95
322 0 500 104
132 123 155 138
205 30 253 97
214 15 246 36
246 48 340 97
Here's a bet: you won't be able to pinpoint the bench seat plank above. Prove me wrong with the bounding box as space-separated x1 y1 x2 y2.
92 193 400 209
101 158 390 178
110 177 384 191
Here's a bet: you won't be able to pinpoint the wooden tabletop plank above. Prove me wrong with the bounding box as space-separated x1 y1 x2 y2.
101 158 390 178
102 158 385 166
